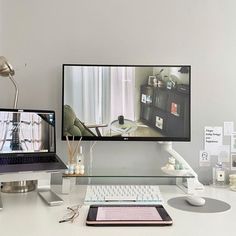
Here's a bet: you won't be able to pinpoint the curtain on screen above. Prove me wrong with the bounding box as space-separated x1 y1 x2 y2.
64 66 135 126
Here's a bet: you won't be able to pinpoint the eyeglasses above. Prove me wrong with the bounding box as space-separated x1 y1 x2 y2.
59 205 81 223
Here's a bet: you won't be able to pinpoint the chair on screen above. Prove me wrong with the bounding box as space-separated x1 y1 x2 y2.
63 105 108 137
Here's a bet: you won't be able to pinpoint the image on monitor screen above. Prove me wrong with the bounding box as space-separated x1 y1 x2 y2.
62 65 190 141
0 110 55 153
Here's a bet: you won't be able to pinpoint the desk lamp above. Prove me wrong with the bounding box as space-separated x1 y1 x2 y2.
0 56 35 193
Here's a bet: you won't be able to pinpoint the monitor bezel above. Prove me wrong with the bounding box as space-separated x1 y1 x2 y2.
0 108 57 155
62 64 191 142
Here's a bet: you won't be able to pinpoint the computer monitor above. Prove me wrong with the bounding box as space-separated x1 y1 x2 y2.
62 65 190 141
0 109 66 173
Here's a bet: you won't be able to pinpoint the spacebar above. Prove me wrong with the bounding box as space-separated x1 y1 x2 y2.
105 196 136 202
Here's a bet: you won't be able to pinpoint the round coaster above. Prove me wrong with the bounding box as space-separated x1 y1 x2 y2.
167 197 231 213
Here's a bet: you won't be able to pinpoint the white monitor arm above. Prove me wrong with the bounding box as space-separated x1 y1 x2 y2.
160 142 204 193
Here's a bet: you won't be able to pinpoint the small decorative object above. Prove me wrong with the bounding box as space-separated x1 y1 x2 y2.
75 165 80 174
146 95 152 104
141 94 147 103
212 162 226 187
229 174 236 191
166 81 172 90
76 146 85 175
174 162 183 170
79 165 85 175
69 164 75 175
175 163 180 170
153 78 158 87
157 79 165 88
148 76 153 86
171 102 180 116
165 157 175 170
66 136 83 175
161 156 189 176
148 75 157 87
118 115 124 125
155 116 163 130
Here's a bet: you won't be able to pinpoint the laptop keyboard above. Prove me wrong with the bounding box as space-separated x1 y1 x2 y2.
0 155 58 165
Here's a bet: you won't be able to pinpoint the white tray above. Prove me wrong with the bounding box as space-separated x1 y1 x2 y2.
161 166 190 176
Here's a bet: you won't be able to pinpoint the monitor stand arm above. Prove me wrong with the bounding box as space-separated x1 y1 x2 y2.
160 142 204 194
0 172 63 209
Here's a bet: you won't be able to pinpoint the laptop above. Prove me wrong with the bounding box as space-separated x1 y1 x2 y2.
0 108 66 174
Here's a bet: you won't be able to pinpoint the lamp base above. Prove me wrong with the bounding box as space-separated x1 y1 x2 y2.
1 181 36 193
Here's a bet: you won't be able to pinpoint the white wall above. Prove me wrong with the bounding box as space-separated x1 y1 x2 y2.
1 0 236 184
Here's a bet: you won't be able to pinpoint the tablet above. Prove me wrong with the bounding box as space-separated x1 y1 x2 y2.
86 205 173 226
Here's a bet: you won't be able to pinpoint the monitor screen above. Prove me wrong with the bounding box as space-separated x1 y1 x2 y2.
62 65 190 141
0 109 55 154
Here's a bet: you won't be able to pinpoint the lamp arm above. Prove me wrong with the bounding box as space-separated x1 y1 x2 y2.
9 74 19 109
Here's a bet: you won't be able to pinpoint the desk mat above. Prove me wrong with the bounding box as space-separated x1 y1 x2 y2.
167 197 231 213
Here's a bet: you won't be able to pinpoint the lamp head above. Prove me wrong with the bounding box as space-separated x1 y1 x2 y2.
0 56 18 109
0 56 15 77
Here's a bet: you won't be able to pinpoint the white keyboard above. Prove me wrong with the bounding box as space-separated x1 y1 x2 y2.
84 185 163 205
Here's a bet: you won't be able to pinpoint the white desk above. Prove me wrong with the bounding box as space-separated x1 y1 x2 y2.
0 185 235 236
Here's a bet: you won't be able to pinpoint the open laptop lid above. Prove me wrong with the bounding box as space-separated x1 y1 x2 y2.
0 108 66 174
0 108 56 155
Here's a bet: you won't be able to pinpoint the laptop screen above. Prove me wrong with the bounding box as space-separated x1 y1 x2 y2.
0 109 55 154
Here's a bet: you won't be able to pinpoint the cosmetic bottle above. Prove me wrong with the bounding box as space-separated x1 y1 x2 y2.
213 162 226 187
76 146 85 175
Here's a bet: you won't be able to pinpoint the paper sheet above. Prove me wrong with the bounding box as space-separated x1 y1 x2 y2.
204 127 223 155
217 145 230 163
224 122 234 136
231 132 236 152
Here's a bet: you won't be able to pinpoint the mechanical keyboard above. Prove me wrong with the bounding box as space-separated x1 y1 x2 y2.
84 185 163 205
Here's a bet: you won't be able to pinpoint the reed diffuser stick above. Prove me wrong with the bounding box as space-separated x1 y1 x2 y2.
66 136 82 164
73 136 82 158
66 135 73 164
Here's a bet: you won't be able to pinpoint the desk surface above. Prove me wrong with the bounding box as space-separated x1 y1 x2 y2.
0 185 235 236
